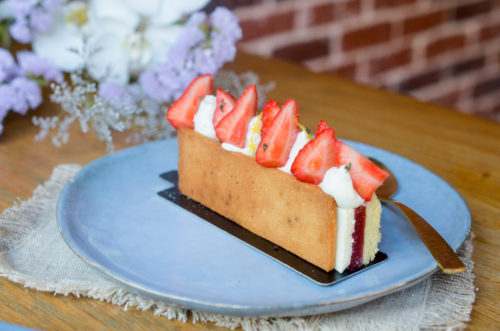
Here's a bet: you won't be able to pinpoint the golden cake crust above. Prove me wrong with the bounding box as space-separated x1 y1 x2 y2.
177 128 337 271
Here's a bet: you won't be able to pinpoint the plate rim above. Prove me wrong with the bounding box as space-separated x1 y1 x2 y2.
56 138 471 316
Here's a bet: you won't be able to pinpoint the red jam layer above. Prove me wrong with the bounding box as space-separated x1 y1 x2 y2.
348 205 366 270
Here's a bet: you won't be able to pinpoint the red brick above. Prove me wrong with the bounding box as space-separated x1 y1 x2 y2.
399 69 442 92
453 0 492 20
272 39 330 62
342 23 392 51
473 76 500 97
449 56 485 76
369 48 412 75
310 0 361 26
403 11 445 35
374 0 416 9
475 102 500 117
480 22 500 41
474 101 500 120
310 3 334 26
239 11 295 42
491 103 500 116
328 63 357 79
429 91 461 109
426 34 466 59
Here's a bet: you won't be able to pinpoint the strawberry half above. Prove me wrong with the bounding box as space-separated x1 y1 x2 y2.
316 120 331 136
166 74 213 129
256 99 300 167
215 84 258 147
291 127 337 184
261 100 280 137
213 88 236 127
336 141 389 201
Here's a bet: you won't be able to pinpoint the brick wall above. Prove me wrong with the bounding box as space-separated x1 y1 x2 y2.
212 0 500 121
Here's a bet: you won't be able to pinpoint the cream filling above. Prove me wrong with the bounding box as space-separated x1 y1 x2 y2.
334 194 382 273
319 166 364 209
334 207 356 273
221 115 262 157
193 95 218 140
278 130 311 174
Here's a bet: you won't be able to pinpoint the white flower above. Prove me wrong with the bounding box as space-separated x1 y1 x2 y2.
32 0 209 84
32 2 87 73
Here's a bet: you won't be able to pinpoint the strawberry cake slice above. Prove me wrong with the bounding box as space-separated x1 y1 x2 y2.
166 74 388 273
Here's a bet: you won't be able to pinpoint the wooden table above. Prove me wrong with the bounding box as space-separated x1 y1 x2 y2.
0 52 498 330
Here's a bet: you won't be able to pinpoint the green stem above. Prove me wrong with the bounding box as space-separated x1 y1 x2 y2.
27 74 49 87
0 22 11 49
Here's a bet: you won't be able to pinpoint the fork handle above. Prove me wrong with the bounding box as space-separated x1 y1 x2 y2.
383 199 466 273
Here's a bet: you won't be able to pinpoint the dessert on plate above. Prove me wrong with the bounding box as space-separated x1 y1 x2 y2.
166 74 388 273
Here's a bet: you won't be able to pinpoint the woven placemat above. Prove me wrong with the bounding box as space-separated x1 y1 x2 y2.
0 164 475 330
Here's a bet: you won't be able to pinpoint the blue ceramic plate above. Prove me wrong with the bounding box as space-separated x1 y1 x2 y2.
56 139 470 317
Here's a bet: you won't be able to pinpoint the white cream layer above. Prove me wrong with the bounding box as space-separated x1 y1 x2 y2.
335 207 356 273
278 130 310 174
319 166 364 209
221 115 262 157
193 95 218 140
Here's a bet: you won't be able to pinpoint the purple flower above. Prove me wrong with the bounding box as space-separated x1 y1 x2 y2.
9 20 33 44
210 7 241 68
0 49 61 134
140 8 241 103
210 7 242 41
98 81 137 107
17 51 63 83
10 77 42 115
139 69 172 103
0 84 16 115
41 0 60 11
8 0 38 16
187 11 208 28
167 13 207 71
29 7 54 31
8 0 62 43
0 48 19 83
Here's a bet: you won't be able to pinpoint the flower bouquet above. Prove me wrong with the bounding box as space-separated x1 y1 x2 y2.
0 0 272 151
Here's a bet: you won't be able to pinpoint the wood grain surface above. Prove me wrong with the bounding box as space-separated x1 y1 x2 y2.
0 52 499 330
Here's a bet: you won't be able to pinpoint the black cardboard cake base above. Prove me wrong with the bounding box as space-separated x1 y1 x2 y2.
158 170 387 286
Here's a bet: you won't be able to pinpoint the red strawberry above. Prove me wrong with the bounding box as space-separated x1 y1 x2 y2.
291 127 337 184
166 74 213 129
261 100 280 137
316 120 331 136
256 99 300 167
215 84 258 147
213 88 236 127
336 141 389 201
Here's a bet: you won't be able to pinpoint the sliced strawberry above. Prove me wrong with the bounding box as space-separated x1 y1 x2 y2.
316 120 332 136
215 84 258 147
336 141 389 201
291 127 337 184
261 100 280 137
256 99 300 167
213 88 236 127
166 74 213 129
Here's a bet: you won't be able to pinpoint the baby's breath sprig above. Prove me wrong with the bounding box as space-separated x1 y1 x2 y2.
33 70 274 153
